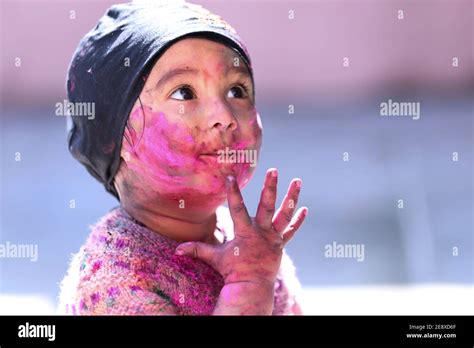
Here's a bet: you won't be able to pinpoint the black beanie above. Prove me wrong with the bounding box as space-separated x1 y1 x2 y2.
66 1 253 200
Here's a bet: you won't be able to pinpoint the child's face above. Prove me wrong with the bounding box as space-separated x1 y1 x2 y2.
119 38 262 215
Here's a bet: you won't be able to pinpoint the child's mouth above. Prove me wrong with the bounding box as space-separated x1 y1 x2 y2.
198 153 220 165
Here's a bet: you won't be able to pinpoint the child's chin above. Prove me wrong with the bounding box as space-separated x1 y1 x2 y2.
192 165 255 194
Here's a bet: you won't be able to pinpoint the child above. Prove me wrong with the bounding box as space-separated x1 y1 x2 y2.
58 1 308 315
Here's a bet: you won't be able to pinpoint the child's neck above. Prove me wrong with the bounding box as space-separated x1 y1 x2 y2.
122 203 219 245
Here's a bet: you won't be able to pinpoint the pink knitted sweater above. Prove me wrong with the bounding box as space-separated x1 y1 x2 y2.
58 206 303 315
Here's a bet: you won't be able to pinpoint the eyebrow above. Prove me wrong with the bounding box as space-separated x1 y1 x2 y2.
154 68 199 91
154 65 252 91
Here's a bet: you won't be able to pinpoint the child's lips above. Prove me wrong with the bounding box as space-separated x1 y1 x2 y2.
198 153 220 164
198 153 236 168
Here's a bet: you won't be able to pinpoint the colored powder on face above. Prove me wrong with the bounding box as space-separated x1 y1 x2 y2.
125 107 197 189
144 110 194 167
121 104 262 206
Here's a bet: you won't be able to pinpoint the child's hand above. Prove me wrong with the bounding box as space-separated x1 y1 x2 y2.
175 168 308 288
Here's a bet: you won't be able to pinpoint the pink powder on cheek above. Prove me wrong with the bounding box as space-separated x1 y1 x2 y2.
144 111 195 167
126 107 199 189
126 106 227 201
127 107 194 168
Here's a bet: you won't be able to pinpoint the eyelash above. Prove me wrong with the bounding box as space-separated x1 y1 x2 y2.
169 82 251 100
238 82 251 95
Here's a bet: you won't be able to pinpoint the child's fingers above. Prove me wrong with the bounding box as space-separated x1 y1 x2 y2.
226 175 252 231
282 207 308 244
255 168 278 231
272 179 302 234
175 241 218 267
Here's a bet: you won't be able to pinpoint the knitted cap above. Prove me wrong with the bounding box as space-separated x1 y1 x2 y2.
66 1 253 199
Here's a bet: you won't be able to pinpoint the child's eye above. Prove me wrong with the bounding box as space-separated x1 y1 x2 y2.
170 85 195 100
227 84 249 99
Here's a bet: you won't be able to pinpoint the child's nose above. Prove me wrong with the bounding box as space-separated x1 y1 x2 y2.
207 100 238 132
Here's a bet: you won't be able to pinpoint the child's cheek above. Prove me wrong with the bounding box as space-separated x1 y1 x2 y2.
231 111 263 188
256 112 263 130
126 107 198 191
250 111 263 139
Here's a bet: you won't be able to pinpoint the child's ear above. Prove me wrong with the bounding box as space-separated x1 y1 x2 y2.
121 150 131 163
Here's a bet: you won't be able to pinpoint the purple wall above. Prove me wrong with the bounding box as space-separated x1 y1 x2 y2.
1 0 472 107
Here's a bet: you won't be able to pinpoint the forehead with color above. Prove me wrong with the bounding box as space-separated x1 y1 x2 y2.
147 37 251 86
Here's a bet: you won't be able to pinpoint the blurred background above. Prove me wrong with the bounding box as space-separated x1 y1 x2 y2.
0 0 472 314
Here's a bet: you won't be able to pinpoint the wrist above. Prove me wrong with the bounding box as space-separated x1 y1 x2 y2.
223 271 277 289
214 281 275 315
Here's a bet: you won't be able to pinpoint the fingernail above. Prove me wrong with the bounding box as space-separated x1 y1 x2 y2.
175 249 185 255
295 180 302 188
271 169 278 177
